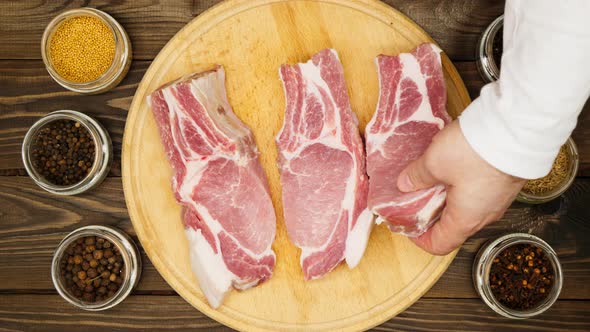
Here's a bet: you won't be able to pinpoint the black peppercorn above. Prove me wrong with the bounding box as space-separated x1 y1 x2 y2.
30 119 95 186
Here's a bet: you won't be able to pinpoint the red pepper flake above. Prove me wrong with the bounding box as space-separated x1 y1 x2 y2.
489 244 554 310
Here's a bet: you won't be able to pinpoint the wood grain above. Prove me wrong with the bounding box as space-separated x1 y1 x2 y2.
1 176 590 300
3 60 590 176
0 60 151 176
0 0 504 61
123 1 470 330
0 176 170 293
1 1 589 331
0 294 232 332
378 299 590 331
0 295 588 331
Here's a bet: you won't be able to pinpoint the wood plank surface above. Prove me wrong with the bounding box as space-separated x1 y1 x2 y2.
0 0 504 61
1 176 589 300
0 295 588 332
121 2 471 330
0 295 231 332
0 60 150 177
1 1 590 331
3 60 590 176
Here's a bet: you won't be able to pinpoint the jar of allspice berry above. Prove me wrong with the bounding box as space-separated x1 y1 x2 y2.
51 225 142 310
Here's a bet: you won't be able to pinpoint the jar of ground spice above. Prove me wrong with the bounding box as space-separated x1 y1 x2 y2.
516 138 579 204
473 233 563 319
41 8 131 94
52 225 141 311
22 110 112 195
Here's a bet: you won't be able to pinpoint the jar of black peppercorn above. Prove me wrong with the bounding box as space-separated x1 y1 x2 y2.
473 233 563 318
477 15 504 83
22 110 112 195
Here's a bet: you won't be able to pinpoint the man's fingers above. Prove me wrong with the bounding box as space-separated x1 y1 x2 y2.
410 209 468 255
397 154 438 192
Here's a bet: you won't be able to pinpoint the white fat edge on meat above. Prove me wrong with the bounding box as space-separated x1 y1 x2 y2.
373 186 440 214
173 148 272 261
162 87 217 161
189 70 274 244
188 197 276 261
278 49 347 163
373 184 446 236
179 157 275 305
377 185 445 236
414 185 446 233
194 68 251 141
162 84 236 308
366 44 445 158
159 89 254 308
185 228 232 308
279 50 358 166
345 208 374 268
364 54 386 156
367 44 447 225
372 185 440 222
160 74 271 307
372 183 440 210
189 67 255 167
275 65 292 147
283 49 370 270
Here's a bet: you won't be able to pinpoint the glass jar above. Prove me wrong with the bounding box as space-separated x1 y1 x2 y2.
51 225 142 311
477 15 503 83
516 137 579 204
473 233 563 319
41 8 132 94
21 110 112 195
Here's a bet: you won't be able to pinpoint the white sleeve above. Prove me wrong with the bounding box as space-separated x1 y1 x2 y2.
459 0 590 179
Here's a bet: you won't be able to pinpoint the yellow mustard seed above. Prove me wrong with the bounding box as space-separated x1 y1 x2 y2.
522 145 569 195
49 16 115 83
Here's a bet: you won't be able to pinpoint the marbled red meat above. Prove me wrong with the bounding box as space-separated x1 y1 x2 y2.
148 67 276 308
276 49 373 280
365 43 451 237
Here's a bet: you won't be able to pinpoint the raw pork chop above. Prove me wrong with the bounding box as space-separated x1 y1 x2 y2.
365 43 451 237
148 67 276 308
276 49 373 280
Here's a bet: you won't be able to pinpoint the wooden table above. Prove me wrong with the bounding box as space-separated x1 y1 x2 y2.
1 1 589 331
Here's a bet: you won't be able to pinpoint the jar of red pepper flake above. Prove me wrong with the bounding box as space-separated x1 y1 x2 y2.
473 233 563 319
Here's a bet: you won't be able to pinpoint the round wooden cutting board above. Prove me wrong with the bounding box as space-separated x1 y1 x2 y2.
122 0 471 331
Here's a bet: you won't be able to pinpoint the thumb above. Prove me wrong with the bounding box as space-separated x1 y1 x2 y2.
397 154 438 192
410 209 466 255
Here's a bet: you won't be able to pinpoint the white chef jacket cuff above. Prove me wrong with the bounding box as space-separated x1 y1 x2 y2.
459 96 556 180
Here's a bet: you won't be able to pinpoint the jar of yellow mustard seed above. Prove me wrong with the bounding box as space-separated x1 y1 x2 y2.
41 8 132 94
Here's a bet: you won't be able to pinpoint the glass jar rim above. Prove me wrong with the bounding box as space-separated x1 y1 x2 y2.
21 110 112 195
473 233 563 319
51 225 141 311
516 137 579 204
41 7 131 94
476 15 503 83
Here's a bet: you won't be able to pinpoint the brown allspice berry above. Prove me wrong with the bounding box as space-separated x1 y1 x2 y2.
59 235 126 304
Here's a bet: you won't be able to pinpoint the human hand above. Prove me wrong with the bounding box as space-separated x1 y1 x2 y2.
396 120 526 255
